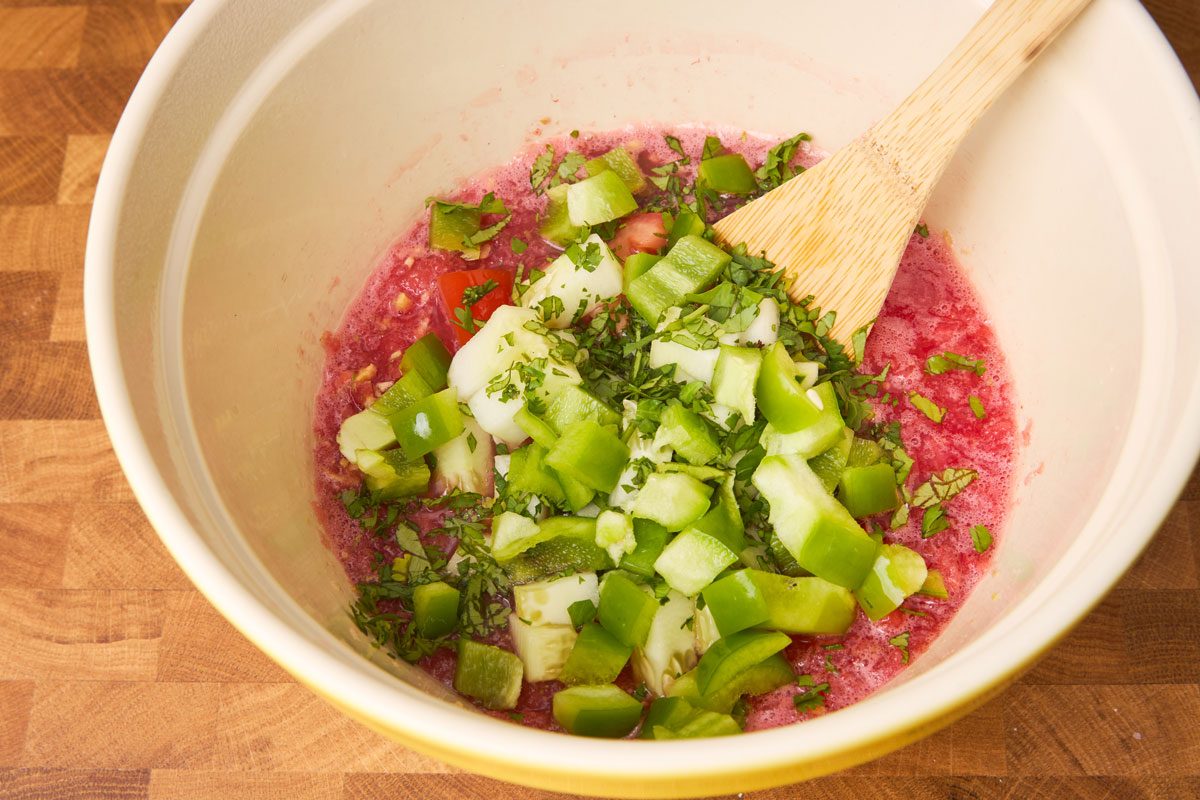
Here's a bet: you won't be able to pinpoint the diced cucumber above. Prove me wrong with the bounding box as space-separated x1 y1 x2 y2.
847 436 885 468
595 510 636 565
412 581 461 638
560 622 633 686
838 463 901 518
567 170 638 227
598 571 658 648
702 570 769 637
752 454 880 589
509 614 577 682
513 572 600 627
626 235 733 324
854 543 928 620
760 382 846 459
584 147 646 194
454 640 524 710
502 533 612 584
545 420 630 493
620 518 669 578
698 153 757 195
653 529 738 597
337 409 397 465
712 345 762 423
356 448 431 500
431 415 492 495
631 589 697 696
538 184 582 246
669 653 794 714
552 684 643 738
623 253 661 294
648 707 741 739
507 442 567 505
520 234 623 328
649 337 720 384
542 383 622 433
631 472 714 532
737 297 780 346
657 402 721 465
749 570 856 635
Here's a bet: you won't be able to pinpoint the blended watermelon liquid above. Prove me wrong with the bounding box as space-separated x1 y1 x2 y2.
312 127 1019 732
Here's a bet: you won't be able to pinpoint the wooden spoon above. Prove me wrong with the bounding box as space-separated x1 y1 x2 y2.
712 0 1092 345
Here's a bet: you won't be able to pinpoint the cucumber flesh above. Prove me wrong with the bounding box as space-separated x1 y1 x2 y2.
509 614 577 682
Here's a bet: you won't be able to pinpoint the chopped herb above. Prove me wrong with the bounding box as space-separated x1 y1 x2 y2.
971 524 993 553
508 711 525 723
701 135 725 160
792 676 830 713
550 151 587 187
755 132 810 191
824 654 838 674
822 643 845 651
921 504 951 538
530 144 554 192
897 606 928 618
453 278 501 334
632 683 649 701
664 135 687 158
911 467 977 509
889 503 911 530
564 241 603 272
969 395 987 420
510 237 528 254
915 222 930 238
850 325 870 365
926 351 986 376
889 631 911 664
908 391 947 423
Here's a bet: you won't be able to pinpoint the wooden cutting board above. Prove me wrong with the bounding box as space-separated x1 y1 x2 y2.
1 2 1197 798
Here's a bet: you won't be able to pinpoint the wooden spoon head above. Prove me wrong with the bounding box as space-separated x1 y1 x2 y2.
712 135 923 346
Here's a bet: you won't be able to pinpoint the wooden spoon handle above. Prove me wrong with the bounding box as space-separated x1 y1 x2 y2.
871 0 1091 197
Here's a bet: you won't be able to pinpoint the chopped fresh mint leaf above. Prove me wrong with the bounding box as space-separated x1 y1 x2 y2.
911 467 978 509
969 395 987 420
915 223 930 238
926 352 986 376
851 325 869 365
908 391 947 423
971 524 993 553
889 631 911 664
510 237 528 254
921 504 951 538
550 152 587 187
755 132 810 191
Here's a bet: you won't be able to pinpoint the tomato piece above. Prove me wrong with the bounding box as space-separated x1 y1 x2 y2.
609 212 668 260
437 268 513 347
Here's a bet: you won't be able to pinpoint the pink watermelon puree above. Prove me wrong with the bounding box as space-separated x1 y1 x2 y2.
312 126 1020 733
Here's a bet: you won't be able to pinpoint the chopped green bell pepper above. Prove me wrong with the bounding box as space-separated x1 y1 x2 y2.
654 529 738 597
390 387 464 460
847 436 885 468
698 153 757 195
552 684 643 738
399 333 452 391
642 697 741 739
685 475 745 554
631 472 714 532
584 147 646 194
373 369 434 415
620 518 669 578
658 402 721 465
429 201 483 258
807 427 854 494
694 630 792 695
538 184 582 246
544 419 631 493
454 639 524 710
665 207 706 250
559 622 633 686
712 345 763 424
514 404 558 448
702 570 769 637
502 534 612 584
838 463 901 518
356 448 431 500
623 253 661 294
626 234 732 324
507 443 567 505
598 572 658 648
412 580 460 638
749 570 856 635
567 170 638 227
918 569 949 599
543 383 622 433
756 342 823 434
752 454 879 588
669 652 795 714
854 543 928 620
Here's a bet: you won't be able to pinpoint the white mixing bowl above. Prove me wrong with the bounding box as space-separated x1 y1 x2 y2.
85 0 1200 795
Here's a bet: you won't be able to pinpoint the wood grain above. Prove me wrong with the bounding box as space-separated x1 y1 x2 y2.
0 2 1196 798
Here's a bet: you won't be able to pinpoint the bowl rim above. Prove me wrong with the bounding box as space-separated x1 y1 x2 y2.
85 0 1200 795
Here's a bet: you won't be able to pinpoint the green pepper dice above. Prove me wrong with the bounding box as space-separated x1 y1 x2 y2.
658 402 721 465
559 623 633 686
399 333 452 391
538 184 581 246
669 653 795 714
854 543 928 620
598 572 658 648
619 519 669 578
544 419 630 494
552 684 643 738
584 147 647 194
626 234 732 324
749 570 856 635
702 570 770 637
454 640 524 710
412 581 460 638
756 342 824 434
623 253 662 294
694 630 792 695
390 387 464 460
373 369 434 415
838 463 901 518
698 153 758 195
